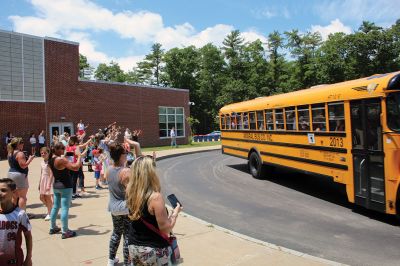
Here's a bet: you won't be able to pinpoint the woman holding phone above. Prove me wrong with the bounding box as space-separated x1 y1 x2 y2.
126 156 183 265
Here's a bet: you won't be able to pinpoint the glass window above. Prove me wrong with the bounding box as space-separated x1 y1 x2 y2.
265 111 274 130
275 109 284 130
312 104 326 131
221 115 226 130
298 105 310 131
257 111 264 130
328 102 345 132
243 113 249 129
285 107 296 130
226 116 231 130
249 112 256 130
387 93 400 131
237 113 243 129
158 107 185 137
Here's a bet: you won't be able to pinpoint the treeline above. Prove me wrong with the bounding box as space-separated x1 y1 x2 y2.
80 20 400 134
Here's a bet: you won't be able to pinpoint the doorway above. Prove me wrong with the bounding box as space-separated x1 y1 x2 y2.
49 122 74 144
350 98 385 212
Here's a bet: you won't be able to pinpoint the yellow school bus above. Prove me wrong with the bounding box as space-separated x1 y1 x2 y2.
219 71 400 217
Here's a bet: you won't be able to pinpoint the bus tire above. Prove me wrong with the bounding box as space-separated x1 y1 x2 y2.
248 152 266 179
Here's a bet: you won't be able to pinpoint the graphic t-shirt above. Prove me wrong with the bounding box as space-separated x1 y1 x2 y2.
0 207 31 266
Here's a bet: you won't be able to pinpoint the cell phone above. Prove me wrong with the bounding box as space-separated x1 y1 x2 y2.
66 151 74 156
167 194 182 208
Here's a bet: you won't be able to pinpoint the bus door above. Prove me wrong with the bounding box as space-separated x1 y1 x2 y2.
350 99 385 212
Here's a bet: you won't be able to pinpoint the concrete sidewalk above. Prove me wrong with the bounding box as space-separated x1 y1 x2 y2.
0 145 343 265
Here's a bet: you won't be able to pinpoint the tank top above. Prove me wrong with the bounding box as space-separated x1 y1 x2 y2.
108 167 129 215
128 200 170 248
48 157 72 189
8 152 28 174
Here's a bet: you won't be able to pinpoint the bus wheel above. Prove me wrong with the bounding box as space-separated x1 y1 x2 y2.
248 152 266 179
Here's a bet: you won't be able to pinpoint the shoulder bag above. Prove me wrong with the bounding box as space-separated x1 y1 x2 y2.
140 218 180 264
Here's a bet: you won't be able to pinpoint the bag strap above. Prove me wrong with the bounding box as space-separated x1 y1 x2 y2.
140 217 172 245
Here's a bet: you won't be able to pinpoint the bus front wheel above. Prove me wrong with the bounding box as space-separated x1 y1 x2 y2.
248 152 266 179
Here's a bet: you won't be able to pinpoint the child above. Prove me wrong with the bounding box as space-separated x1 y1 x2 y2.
39 147 54 221
29 133 36 156
92 149 104 190
0 178 32 265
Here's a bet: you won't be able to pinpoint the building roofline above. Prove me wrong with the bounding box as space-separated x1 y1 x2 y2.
79 79 189 92
44 37 79 46
0 28 79 45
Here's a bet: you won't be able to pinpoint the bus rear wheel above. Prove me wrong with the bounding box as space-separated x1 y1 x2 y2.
248 152 266 179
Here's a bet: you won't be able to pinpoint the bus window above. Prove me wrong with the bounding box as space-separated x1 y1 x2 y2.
312 104 326 131
230 113 238 129
298 105 310 131
328 102 345 132
265 110 274 130
249 112 256 130
285 107 296 130
221 115 226 130
257 111 264 130
275 109 284 130
226 116 231 130
243 113 249 129
237 113 243 129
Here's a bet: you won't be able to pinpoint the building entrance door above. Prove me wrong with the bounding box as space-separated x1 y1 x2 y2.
49 122 74 144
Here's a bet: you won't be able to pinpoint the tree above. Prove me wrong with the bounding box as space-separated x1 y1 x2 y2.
285 30 322 89
135 43 164 85
222 30 245 80
79 54 93 79
94 61 126 82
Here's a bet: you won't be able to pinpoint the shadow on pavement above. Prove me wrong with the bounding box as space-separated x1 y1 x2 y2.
76 224 111 236
227 163 400 226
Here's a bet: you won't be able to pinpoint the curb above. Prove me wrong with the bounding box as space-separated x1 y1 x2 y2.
180 212 347 266
148 146 222 161
158 147 346 266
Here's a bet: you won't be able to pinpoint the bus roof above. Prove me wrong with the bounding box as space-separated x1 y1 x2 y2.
220 71 400 114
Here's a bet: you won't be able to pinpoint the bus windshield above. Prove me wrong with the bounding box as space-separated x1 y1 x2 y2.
386 92 400 131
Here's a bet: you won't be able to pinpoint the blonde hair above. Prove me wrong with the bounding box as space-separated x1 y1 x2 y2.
7 137 23 155
126 156 160 220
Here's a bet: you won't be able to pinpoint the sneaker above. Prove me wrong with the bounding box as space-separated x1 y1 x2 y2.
95 185 103 190
61 230 77 239
107 257 119 266
72 194 77 199
74 194 82 198
44 214 51 221
49 227 61 235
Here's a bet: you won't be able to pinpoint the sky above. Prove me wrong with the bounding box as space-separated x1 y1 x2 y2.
0 0 399 71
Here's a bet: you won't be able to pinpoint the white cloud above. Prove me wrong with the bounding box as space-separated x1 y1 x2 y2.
315 0 399 26
252 6 291 20
311 19 352 40
8 0 269 71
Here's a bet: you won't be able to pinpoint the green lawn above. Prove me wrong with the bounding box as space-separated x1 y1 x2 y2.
142 141 221 152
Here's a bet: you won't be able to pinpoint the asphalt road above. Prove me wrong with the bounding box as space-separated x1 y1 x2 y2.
157 150 400 266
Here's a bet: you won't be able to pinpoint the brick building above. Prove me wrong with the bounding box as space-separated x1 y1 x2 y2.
0 30 190 158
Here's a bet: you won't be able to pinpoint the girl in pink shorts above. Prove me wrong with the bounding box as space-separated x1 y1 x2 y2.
39 147 54 221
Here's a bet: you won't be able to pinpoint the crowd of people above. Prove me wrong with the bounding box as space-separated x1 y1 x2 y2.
1 120 182 266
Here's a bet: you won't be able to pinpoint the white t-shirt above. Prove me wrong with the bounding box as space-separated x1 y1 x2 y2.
38 135 45 144
29 137 36 145
170 129 176 137
77 123 85 131
0 207 32 264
